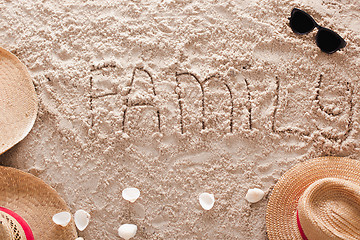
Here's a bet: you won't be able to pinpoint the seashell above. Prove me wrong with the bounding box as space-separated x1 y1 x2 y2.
118 224 137 240
245 188 265 203
52 212 71 227
76 238 84 240
122 187 140 203
74 210 90 231
199 193 215 210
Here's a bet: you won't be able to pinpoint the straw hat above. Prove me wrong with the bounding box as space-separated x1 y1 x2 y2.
0 47 38 154
0 166 77 239
266 157 360 240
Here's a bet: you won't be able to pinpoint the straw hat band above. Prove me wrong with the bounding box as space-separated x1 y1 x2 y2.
0 207 34 240
297 178 360 240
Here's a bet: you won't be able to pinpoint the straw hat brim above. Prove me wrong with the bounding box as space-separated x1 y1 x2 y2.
266 156 360 239
0 47 38 154
0 166 78 239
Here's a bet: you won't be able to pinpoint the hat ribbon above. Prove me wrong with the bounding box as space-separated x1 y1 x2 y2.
296 210 308 240
0 207 34 240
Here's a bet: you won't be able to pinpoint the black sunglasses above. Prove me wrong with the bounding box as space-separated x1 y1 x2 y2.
289 8 346 54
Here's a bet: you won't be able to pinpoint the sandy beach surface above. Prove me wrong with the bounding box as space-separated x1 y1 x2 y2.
1 0 360 239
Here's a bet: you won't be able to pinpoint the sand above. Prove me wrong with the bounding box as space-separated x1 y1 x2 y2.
1 0 360 239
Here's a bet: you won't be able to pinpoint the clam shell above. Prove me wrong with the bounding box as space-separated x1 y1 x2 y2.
245 188 265 203
122 187 140 203
52 212 71 227
74 210 91 231
199 193 215 210
118 224 137 240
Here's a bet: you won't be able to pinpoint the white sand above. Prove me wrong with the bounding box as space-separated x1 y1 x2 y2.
1 0 360 239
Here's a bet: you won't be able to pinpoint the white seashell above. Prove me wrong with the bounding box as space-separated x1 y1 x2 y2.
52 212 71 227
245 188 265 203
199 193 215 210
74 210 90 231
122 187 140 203
76 238 84 240
118 224 137 240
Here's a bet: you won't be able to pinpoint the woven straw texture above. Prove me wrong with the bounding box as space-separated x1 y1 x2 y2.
0 166 77 239
0 47 38 154
297 178 360 239
0 211 27 240
266 157 360 240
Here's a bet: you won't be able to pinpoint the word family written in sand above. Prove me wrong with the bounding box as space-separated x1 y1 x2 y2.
88 63 353 141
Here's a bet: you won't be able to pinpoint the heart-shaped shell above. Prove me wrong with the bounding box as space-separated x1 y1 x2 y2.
52 212 71 227
199 193 215 210
118 224 137 240
245 188 265 203
122 187 140 203
74 210 90 231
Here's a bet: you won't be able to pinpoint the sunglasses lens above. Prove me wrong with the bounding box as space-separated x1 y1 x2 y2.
316 28 345 53
290 10 316 34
